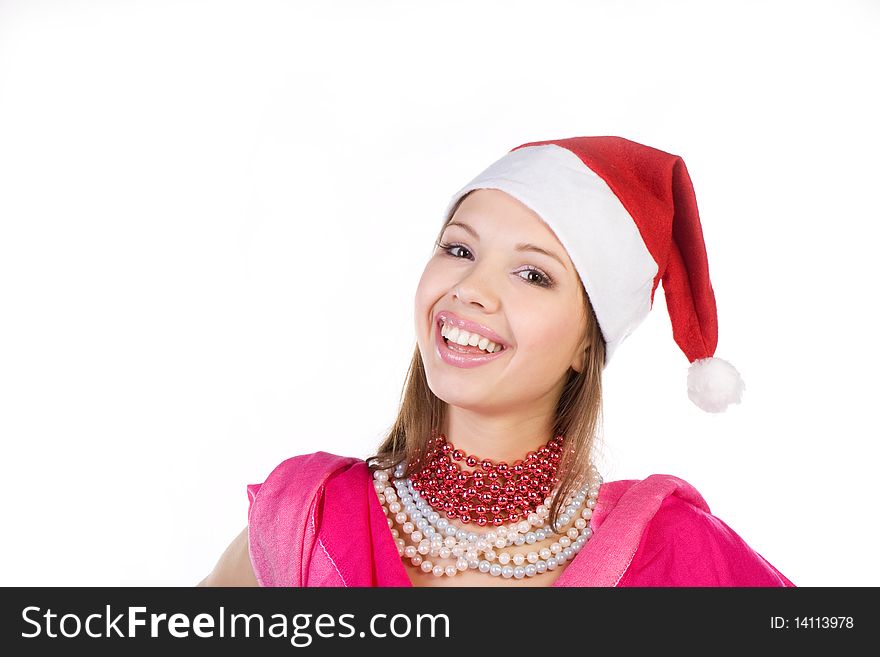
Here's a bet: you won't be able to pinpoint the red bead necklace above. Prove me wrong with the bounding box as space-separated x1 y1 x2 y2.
408 431 565 527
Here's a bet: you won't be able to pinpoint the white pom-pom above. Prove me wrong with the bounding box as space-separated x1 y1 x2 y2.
686 356 745 413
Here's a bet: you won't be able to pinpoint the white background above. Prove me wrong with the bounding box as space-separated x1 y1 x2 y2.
1 0 877 587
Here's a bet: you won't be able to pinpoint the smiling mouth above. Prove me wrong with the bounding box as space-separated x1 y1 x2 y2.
436 318 507 355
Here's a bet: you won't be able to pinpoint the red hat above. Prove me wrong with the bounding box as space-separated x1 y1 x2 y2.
442 136 745 413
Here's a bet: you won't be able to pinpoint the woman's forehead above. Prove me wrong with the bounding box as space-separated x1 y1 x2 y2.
448 189 571 262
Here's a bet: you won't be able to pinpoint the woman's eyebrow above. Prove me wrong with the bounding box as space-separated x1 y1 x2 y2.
443 220 569 271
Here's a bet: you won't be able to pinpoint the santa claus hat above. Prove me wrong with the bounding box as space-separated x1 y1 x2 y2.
441 136 745 413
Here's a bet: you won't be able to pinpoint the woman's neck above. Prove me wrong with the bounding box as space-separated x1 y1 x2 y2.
439 413 555 464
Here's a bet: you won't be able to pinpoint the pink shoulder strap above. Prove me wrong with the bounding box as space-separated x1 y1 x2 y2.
556 474 709 586
247 451 359 586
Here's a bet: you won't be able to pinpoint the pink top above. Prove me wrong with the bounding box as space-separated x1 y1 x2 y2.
246 451 794 587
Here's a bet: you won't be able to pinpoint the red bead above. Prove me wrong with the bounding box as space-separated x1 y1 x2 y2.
476 517 487 527
452 449 464 461
481 459 493 470
465 456 477 467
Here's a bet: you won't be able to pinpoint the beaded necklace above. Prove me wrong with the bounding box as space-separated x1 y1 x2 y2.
373 434 602 581
408 431 565 526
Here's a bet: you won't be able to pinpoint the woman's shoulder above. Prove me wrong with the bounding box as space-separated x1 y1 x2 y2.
247 450 366 501
602 472 794 586
594 473 710 523
245 451 371 587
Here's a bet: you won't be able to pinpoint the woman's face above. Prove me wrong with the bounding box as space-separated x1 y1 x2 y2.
415 188 590 415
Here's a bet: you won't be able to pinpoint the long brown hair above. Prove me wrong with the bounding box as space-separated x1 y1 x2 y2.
365 192 607 532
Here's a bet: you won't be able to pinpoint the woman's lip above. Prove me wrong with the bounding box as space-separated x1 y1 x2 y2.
435 311 510 349
434 318 510 369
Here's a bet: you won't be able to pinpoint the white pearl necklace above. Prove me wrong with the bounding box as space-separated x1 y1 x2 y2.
373 461 602 580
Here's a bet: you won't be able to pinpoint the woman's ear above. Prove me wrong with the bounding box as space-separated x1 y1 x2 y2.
571 342 591 374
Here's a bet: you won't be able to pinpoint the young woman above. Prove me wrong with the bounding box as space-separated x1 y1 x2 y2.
199 136 794 587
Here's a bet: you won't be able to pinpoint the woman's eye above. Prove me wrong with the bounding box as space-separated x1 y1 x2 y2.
518 268 553 288
441 243 470 258
436 242 554 289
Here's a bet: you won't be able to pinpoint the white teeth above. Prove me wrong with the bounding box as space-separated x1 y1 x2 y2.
440 320 502 353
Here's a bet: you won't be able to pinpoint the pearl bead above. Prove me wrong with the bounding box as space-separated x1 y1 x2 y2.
498 553 511 565
539 547 551 560
575 518 587 529
501 566 514 578
525 564 537 577
404 546 417 558
420 561 433 573
432 565 444 577
489 564 502 577
513 566 525 579
456 558 469 571
512 553 525 566
478 561 491 573
439 547 451 559
444 565 457 577
559 537 571 548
